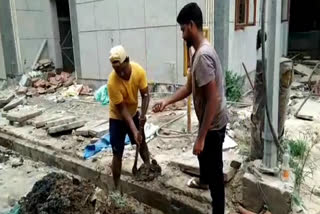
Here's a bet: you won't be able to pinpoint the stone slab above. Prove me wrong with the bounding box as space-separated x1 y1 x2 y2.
6 108 43 123
3 97 25 111
88 123 109 138
0 94 14 106
45 116 76 128
31 114 64 128
242 172 293 214
48 120 86 134
75 119 108 136
169 150 242 183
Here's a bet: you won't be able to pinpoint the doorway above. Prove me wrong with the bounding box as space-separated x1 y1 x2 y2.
56 0 74 72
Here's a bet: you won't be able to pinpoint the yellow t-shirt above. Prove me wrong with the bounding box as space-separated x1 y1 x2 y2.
107 62 148 120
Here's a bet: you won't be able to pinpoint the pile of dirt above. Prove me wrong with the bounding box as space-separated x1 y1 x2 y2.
19 172 95 214
18 172 136 214
134 159 162 182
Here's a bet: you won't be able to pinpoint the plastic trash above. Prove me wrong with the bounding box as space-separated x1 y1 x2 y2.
94 85 109 105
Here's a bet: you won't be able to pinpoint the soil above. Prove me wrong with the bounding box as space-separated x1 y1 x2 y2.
18 172 157 214
134 159 162 182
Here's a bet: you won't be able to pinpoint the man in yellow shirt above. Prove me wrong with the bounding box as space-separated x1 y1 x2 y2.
107 45 150 189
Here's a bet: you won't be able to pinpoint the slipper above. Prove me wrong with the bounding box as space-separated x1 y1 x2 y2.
187 177 209 190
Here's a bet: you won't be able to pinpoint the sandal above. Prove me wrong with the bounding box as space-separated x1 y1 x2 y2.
187 177 209 190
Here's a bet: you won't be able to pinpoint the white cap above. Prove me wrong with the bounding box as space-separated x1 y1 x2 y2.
109 45 128 64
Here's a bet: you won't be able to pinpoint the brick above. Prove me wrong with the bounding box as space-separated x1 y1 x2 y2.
3 97 25 111
88 123 109 138
45 116 76 128
6 109 43 123
48 120 86 134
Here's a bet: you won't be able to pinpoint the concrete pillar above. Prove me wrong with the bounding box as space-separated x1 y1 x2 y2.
262 0 281 170
69 0 82 79
214 0 229 72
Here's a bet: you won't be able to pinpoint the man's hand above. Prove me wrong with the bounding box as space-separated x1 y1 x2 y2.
133 130 142 145
193 137 205 156
152 100 168 113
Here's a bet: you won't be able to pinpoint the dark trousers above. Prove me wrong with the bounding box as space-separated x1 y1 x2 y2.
198 126 226 214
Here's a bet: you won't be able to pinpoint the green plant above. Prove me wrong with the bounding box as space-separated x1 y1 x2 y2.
225 70 243 102
283 135 319 196
109 191 128 208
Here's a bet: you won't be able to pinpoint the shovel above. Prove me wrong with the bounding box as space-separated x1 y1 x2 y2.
132 122 145 176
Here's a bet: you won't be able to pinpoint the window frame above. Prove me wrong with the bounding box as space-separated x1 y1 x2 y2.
281 0 290 22
235 0 257 31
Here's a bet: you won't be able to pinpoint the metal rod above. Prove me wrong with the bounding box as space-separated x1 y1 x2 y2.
242 62 254 90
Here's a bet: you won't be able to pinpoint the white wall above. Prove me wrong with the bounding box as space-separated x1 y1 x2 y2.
75 0 210 84
12 0 62 73
227 0 261 75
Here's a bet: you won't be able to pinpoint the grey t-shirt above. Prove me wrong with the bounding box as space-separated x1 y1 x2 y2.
189 40 229 130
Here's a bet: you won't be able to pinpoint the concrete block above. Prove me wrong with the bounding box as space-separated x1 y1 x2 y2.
88 123 109 138
94 0 119 30
6 108 43 123
19 74 31 87
242 172 293 214
48 120 86 134
79 32 100 79
145 0 176 27
31 115 64 128
75 120 108 136
118 0 144 29
76 2 95 32
3 97 25 112
146 27 177 83
45 116 76 128
0 94 14 107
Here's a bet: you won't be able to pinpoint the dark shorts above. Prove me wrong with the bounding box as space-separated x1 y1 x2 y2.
198 126 226 184
109 112 140 157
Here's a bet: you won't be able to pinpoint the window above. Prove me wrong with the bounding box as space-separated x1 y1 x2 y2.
281 0 290 22
235 0 257 30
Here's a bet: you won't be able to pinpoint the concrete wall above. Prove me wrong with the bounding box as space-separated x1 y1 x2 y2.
0 0 18 78
11 0 62 73
227 0 261 75
74 0 209 84
0 33 6 79
280 21 289 56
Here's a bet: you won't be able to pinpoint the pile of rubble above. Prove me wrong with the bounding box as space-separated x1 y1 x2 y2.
293 59 320 95
18 59 92 97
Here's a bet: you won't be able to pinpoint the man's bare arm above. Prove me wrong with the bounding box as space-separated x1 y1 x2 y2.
116 103 138 135
139 86 150 119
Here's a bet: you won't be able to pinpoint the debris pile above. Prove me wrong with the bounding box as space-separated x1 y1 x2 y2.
18 172 136 214
33 59 55 72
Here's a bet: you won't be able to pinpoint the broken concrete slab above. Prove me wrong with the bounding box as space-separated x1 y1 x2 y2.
88 123 109 138
6 108 43 123
0 94 14 107
3 97 25 111
298 75 320 84
75 120 108 137
30 114 64 128
242 172 293 214
48 120 85 134
19 74 31 87
294 64 313 77
169 150 242 183
45 116 76 128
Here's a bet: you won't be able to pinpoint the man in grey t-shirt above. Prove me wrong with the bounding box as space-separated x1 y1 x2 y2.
153 3 228 214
